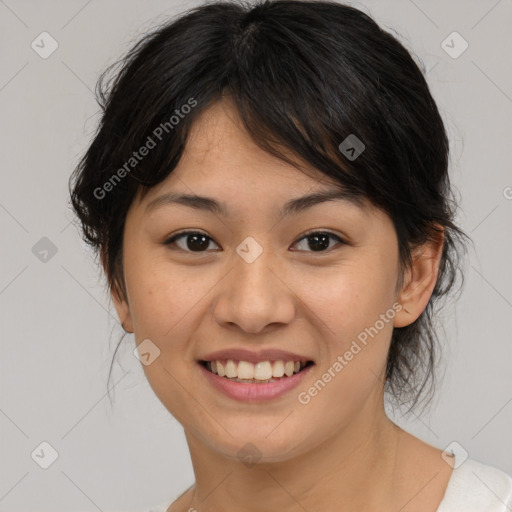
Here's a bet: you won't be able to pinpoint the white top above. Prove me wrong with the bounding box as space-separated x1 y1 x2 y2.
144 456 512 512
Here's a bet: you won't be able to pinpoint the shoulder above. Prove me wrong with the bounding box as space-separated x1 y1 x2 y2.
437 457 512 511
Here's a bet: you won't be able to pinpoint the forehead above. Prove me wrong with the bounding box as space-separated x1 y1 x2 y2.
133 98 373 221
151 99 341 195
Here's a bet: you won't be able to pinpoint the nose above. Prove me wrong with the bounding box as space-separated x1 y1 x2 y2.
212 246 296 335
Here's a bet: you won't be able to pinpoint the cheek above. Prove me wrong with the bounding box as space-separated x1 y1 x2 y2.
124 248 214 340
294 263 395 403
123 258 216 422
297 260 396 340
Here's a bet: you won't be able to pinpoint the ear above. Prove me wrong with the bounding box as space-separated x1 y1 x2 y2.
111 283 133 333
101 247 133 333
394 226 445 328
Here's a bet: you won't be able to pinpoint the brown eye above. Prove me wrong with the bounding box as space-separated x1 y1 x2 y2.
164 231 220 252
164 230 346 254
291 231 346 252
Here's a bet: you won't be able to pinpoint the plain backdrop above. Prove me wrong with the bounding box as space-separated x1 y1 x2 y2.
0 0 511 510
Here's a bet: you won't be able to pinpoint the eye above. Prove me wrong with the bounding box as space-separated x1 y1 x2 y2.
291 230 346 253
163 229 346 254
164 231 220 252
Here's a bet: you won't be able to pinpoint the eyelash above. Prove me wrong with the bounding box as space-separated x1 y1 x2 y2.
163 229 346 254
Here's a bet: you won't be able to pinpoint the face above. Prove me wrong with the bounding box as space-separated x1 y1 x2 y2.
112 99 415 463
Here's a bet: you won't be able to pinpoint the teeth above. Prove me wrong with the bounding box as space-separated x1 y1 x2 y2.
225 359 237 378
254 361 273 380
272 360 285 377
238 360 255 379
206 359 308 381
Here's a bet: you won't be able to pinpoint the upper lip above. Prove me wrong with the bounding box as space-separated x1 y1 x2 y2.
200 348 314 364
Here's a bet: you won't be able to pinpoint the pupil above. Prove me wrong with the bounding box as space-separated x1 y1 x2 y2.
309 233 329 251
187 234 209 251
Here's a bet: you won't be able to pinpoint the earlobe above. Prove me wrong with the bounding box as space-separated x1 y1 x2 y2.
394 228 444 328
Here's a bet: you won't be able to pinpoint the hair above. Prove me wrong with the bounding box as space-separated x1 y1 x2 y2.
68 0 470 413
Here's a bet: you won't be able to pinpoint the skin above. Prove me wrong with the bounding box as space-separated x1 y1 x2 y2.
111 97 452 512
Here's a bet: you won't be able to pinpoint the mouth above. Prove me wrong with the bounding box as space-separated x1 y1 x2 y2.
198 359 315 384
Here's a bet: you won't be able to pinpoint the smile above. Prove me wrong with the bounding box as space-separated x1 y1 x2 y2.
201 359 313 383
198 359 315 402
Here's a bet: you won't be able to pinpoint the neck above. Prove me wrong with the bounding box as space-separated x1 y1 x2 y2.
182 395 404 511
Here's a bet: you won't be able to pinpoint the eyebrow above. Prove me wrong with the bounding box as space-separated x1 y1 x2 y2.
144 187 364 219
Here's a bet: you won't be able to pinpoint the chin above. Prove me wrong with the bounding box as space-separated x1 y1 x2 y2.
193 419 315 464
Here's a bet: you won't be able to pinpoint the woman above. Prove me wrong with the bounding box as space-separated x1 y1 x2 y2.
69 1 512 510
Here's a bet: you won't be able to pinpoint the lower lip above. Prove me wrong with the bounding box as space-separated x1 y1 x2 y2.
198 362 315 402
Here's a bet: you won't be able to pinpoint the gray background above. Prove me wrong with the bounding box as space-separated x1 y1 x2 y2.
0 0 511 510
